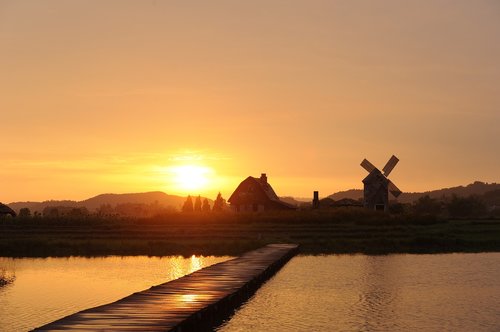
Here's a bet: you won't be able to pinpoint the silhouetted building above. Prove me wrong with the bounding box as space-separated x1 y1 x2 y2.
361 155 402 212
331 198 363 208
312 191 320 209
362 169 390 211
0 203 16 217
228 173 296 212
315 197 363 209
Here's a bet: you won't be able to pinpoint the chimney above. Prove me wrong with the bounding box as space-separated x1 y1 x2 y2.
260 173 267 184
312 191 319 209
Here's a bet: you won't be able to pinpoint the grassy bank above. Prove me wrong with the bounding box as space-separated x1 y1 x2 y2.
1 210 500 257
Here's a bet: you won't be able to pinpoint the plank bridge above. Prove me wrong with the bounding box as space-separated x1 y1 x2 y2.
36 244 299 331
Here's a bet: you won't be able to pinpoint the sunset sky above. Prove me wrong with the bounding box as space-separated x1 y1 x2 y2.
1 0 499 202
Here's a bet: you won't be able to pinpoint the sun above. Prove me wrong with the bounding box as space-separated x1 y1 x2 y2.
169 165 212 192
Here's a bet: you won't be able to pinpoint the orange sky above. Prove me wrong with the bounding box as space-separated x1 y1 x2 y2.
1 0 499 202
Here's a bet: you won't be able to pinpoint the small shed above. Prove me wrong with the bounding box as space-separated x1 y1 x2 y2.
228 173 296 212
316 197 363 209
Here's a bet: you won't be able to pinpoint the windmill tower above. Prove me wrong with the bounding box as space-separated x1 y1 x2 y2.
360 155 402 212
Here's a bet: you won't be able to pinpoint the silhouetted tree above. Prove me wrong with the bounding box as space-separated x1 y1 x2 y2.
202 198 211 212
388 202 407 214
43 207 59 218
447 194 486 218
194 195 202 212
115 203 148 218
414 195 442 215
97 204 114 217
19 207 31 218
182 195 194 212
68 207 89 217
212 192 226 212
481 189 500 207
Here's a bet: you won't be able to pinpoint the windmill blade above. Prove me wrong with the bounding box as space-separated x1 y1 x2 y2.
383 155 399 176
360 159 377 173
388 180 402 198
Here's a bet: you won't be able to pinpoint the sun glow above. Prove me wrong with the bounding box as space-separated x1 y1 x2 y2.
169 165 213 193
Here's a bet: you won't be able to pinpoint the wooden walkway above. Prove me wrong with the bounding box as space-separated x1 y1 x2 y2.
35 244 298 331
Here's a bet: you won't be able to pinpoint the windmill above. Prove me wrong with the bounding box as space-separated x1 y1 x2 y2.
360 155 402 211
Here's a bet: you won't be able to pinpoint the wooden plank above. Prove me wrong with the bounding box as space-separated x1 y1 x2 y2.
35 244 298 332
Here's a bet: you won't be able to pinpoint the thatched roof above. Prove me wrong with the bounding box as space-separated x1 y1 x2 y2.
0 203 16 217
228 174 295 210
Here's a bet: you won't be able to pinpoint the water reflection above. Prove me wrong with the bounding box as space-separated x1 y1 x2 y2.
218 253 500 332
0 255 231 331
181 293 198 303
355 256 401 331
190 254 202 273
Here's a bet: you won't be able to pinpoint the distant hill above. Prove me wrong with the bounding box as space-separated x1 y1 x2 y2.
327 189 363 201
8 192 209 214
7 200 80 215
7 181 500 214
397 181 500 204
327 181 500 204
79 192 188 211
279 196 308 207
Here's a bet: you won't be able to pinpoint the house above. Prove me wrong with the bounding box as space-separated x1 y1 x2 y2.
0 203 16 217
228 173 296 212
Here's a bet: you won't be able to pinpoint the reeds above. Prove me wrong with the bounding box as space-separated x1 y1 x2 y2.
0 270 15 287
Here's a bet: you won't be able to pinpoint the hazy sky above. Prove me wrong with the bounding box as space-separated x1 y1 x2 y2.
1 0 499 202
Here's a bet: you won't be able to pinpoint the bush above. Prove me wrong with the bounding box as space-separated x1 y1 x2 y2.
447 194 487 218
413 195 442 215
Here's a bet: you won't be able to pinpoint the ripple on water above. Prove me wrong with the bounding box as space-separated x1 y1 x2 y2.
218 253 500 332
0 255 231 332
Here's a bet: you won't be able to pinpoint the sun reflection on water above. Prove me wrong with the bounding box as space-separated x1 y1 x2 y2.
181 293 198 303
0 255 232 332
190 255 202 273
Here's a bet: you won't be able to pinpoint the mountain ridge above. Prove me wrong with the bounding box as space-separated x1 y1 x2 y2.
327 181 500 204
7 191 211 214
6 181 499 213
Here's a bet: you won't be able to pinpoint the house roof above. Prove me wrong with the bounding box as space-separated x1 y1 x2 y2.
228 176 295 209
0 203 16 216
253 176 280 201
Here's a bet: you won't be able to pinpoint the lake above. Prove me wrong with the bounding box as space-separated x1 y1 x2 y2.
0 255 231 331
2 253 499 331
218 253 500 332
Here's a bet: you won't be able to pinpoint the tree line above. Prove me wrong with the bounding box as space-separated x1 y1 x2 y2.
11 193 229 219
181 193 226 212
394 191 500 218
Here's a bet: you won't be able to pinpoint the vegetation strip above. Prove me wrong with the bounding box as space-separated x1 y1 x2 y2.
1 210 500 257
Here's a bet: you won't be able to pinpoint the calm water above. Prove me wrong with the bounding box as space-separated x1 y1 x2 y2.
218 253 500 332
0 255 231 331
